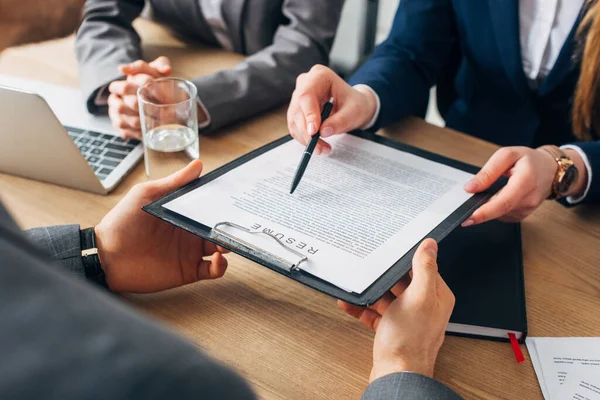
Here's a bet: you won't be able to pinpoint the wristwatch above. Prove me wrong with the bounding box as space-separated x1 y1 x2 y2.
80 227 109 289
539 145 579 200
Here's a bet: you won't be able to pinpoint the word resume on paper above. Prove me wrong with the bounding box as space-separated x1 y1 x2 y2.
164 134 474 294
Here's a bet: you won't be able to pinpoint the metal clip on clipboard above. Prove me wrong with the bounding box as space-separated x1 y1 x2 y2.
210 222 308 273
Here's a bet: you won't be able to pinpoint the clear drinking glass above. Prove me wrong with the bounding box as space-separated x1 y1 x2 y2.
138 77 200 180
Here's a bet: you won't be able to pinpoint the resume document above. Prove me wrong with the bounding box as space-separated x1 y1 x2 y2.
164 134 474 293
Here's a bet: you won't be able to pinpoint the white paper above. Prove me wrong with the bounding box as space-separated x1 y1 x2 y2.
555 366 600 400
164 134 474 293
528 337 552 400
527 337 600 400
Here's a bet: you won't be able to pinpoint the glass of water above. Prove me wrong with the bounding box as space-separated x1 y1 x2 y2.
138 77 199 180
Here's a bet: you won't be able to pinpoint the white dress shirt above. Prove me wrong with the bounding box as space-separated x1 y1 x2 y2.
519 0 585 87
200 0 234 51
359 0 590 203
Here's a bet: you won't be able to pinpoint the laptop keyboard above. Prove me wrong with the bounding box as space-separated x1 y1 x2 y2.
65 126 141 182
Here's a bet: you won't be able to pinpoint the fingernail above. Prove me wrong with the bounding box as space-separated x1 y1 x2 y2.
464 179 478 192
322 127 333 137
322 147 331 155
307 122 316 135
462 219 474 227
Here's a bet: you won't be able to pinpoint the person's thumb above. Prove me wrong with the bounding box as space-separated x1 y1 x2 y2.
319 101 363 137
147 160 203 199
149 56 172 75
409 239 439 295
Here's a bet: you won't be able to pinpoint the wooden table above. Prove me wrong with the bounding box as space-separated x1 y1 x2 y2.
2 20 600 400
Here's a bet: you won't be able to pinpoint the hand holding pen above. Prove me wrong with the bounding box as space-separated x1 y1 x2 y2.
290 97 335 194
287 65 379 154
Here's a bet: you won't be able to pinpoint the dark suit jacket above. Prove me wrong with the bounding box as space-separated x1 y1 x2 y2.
0 205 256 399
0 201 461 399
349 0 600 204
75 0 344 134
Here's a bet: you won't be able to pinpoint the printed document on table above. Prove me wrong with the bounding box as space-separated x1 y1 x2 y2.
527 337 552 399
555 365 600 400
527 337 600 400
164 134 474 294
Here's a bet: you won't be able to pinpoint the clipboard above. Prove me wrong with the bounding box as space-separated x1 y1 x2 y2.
143 130 506 306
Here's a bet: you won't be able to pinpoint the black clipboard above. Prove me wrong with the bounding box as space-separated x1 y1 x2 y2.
143 131 505 306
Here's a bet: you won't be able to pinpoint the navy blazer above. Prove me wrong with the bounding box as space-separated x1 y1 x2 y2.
349 0 600 204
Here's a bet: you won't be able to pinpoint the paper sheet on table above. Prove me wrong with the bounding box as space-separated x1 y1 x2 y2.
527 337 600 400
164 134 474 294
528 337 551 399
555 366 600 400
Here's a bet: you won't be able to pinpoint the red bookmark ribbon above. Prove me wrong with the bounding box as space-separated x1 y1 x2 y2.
508 333 525 363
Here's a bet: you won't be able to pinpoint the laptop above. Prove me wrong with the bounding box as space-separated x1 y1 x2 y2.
0 75 143 194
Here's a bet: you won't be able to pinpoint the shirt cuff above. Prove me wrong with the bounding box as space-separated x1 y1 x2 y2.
353 84 381 130
94 84 110 106
560 145 593 204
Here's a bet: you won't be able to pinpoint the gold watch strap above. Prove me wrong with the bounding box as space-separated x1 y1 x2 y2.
538 145 576 200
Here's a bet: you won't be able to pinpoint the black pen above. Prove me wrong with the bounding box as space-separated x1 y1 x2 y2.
289 97 335 194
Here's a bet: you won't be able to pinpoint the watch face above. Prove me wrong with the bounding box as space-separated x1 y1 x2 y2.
557 165 579 195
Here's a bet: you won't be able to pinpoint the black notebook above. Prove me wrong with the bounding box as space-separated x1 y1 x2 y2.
438 220 527 343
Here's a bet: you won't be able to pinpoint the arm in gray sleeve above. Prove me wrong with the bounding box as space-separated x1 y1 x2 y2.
362 373 463 400
24 225 86 279
75 0 145 113
194 0 345 134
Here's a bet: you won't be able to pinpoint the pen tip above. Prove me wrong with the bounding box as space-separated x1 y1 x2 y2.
329 97 335 104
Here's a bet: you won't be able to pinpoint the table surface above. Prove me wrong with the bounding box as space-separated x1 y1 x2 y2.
2 20 600 400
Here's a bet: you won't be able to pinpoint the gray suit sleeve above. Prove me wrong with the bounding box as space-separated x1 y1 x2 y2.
194 0 345 134
25 225 86 279
0 202 257 400
75 0 145 113
362 373 463 400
